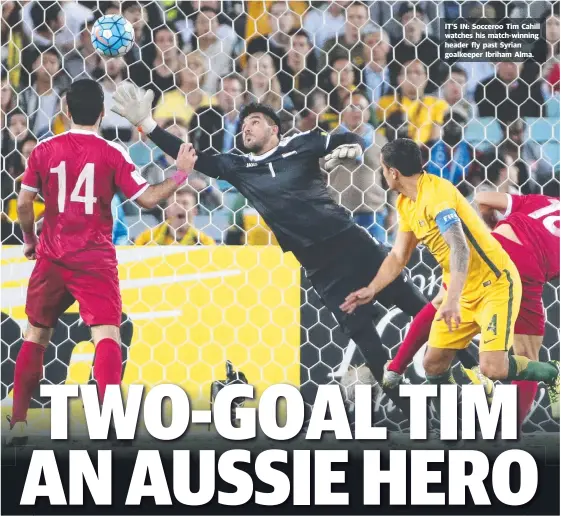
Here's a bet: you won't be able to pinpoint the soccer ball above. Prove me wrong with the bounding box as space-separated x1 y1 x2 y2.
91 15 134 57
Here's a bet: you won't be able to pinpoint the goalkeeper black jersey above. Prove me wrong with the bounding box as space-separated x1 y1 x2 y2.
148 127 365 253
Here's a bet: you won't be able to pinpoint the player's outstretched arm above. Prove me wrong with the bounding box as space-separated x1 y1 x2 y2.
474 191 509 214
17 189 38 260
135 144 198 209
111 83 224 178
324 133 366 172
340 230 418 313
437 221 470 331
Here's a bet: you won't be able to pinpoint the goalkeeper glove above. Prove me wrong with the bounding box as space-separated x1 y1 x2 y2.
111 82 157 134
324 143 363 171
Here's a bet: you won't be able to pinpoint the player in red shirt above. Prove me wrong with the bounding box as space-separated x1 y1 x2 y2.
475 191 560 422
7 79 198 446
381 191 560 424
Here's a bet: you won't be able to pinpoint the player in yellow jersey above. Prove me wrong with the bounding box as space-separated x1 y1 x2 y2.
341 139 559 396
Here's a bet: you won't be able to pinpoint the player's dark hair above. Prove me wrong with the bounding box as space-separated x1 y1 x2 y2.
449 65 467 79
41 46 62 62
329 50 350 68
349 1 369 12
31 1 61 31
7 108 26 123
288 28 311 44
240 103 282 137
381 138 423 177
222 72 245 89
199 6 219 17
486 160 506 185
122 1 142 13
66 79 104 126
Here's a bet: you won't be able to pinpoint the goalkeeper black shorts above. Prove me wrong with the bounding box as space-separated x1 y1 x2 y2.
296 225 427 336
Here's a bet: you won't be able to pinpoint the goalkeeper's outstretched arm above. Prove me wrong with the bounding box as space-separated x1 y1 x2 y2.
111 82 226 178
323 132 366 172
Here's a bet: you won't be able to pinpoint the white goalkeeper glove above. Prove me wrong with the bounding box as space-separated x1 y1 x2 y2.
324 143 363 172
111 82 157 134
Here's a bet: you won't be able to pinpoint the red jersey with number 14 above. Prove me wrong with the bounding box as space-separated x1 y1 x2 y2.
495 194 560 283
21 129 148 268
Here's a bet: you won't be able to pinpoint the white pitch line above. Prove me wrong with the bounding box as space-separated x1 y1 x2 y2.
1 270 242 309
70 354 95 362
128 310 182 320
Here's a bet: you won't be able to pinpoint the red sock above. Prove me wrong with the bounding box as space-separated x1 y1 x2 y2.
388 302 438 375
12 341 46 425
512 380 538 429
93 339 122 403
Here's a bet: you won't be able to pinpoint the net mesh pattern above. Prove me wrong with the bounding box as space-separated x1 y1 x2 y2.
1 1 559 433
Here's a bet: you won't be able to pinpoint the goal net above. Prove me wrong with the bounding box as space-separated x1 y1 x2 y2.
1 0 559 435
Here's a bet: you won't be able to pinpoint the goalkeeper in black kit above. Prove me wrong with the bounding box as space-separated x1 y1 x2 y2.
111 83 430 417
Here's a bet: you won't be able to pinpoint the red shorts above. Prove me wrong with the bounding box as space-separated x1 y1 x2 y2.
512 283 545 336
492 234 546 336
26 258 122 328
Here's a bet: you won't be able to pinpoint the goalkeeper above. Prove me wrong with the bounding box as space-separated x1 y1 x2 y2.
111 84 429 416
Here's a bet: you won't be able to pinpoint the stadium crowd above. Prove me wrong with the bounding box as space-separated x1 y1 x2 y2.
1 0 560 248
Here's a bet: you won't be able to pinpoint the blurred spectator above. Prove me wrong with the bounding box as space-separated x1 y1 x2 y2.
440 65 472 118
185 7 239 95
189 73 245 155
304 0 349 50
175 0 239 44
326 91 390 243
122 1 148 46
325 53 359 128
497 119 553 192
378 59 448 144
19 48 64 138
122 1 150 79
154 50 214 127
474 158 522 195
360 26 393 105
135 187 216 246
389 2 444 94
278 29 317 112
321 1 370 71
24 1 92 53
134 25 183 106
244 0 307 46
296 89 330 132
100 58 133 142
2 134 42 229
475 62 545 124
65 20 103 81
2 1 28 90
425 106 473 186
523 4 560 96
267 1 298 57
2 109 29 187
225 195 279 246
1 69 14 129
245 52 292 112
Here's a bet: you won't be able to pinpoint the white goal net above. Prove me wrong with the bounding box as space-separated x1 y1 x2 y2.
1 0 559 434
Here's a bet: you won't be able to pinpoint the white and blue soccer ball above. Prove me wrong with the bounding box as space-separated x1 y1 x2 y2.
91 15 135 57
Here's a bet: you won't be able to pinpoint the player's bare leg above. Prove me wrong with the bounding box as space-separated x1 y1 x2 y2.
90 325 122 403
6 323 53 446
511 335 552 423
422 347 462 438
423 347 457 383
384 287 445 388
513 334 542 361
479 350 559 419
